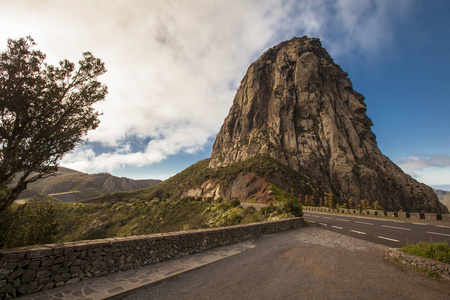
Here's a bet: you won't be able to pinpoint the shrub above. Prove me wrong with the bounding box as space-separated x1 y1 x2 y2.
0 201 61 248
400 241 450 264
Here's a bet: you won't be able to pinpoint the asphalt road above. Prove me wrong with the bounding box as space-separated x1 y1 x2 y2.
304 211 450 247
119 226 450 300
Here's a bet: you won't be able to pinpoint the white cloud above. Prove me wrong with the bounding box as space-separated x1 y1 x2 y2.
398 154 450 185
0 0 415 174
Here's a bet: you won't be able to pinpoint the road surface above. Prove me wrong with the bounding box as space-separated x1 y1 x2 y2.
118 226 450 300
303 211 450 247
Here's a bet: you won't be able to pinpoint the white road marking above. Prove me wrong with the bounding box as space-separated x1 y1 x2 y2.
382 225 411 231
332 226 343 229
323 217 332 219
378 236 400 242
337 218 350 222
412 222 429 225
350 230 366 235
427 231 450 237
355 221 373 225
436 225 450 229
319 223 327 226
390 220 405 223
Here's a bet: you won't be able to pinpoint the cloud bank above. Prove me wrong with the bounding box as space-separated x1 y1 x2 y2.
398 154 450 185
0 0 415 175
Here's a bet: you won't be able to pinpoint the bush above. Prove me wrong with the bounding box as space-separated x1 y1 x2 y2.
0 201 61 248
400 241 450 264
230 199 241 207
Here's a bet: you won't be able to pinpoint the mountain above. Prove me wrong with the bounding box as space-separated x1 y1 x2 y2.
85 156 323 205
435 189 450 211
17 167 161 202
209 36 446 213
91 36 446 213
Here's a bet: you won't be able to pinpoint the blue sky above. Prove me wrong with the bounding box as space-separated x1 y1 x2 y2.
1 1 449 190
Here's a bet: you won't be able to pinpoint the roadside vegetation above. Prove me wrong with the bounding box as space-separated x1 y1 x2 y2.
400 241 450 264
0 194 303 249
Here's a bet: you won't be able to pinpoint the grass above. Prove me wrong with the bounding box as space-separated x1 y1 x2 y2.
399 241 450 264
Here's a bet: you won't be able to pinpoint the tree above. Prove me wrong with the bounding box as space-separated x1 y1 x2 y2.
373 201 383 211
328 194 335 209
348 198 354 209
0 37 107 226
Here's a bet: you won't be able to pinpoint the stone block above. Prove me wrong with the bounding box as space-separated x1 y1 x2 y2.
441 214 450 220
7 268 24 282
18 260 30 268
41 282 55 291
26 247 53 259
0 283 15 295
409 213 424 219
425 213 441 220
18 282 38 295
0 250 26 260
386 211 397 217
21 270 36 283
26 260 41 270
397 212 410 218
41 258 55 267
36 269 51 279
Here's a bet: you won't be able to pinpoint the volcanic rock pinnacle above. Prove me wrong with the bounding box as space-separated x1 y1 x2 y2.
209 36 447 213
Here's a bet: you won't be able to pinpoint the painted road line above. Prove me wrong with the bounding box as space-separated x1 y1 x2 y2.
332 226 343 229
412 222 429 225
355 221 373 225
350 230 366 235
378 236 400 242
390 220 405 223
436 225 450 229
336 218 350 222
426 231 450 237
319 223 327 226
381 225 411 231
322 217 332 219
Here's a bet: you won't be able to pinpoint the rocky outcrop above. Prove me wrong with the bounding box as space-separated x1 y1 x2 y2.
210 36 447 213
180 174 273 203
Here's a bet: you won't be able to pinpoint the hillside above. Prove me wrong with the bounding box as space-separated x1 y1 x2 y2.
87 155 324 205
436 189 450 211
17 167 161 203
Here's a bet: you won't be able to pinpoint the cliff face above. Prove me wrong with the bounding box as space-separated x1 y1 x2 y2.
210 36 447 213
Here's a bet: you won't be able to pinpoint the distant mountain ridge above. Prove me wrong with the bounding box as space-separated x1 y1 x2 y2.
17 167 161 202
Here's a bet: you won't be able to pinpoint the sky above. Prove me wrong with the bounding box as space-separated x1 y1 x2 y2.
1 0 449 190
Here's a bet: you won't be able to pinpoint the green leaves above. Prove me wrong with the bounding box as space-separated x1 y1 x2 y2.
0 36 108 222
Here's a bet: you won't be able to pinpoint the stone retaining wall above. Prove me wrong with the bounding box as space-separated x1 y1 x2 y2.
0 218 304 298
303 207 449 221
386 248 450 280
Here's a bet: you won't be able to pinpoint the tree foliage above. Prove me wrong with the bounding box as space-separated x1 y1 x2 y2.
0 37 107 224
